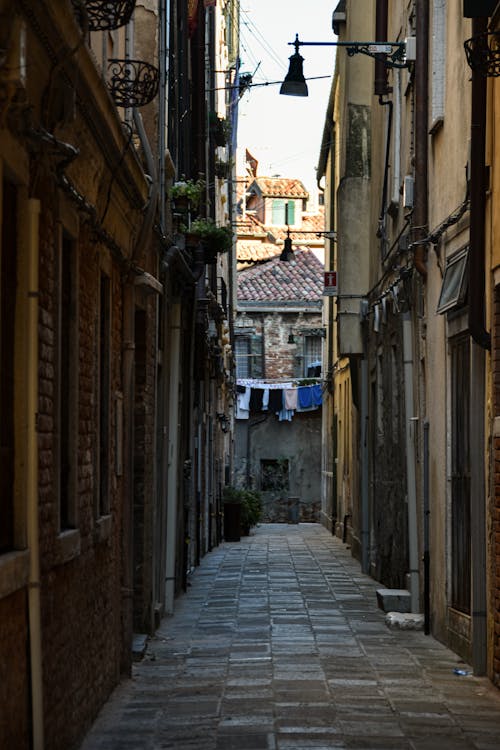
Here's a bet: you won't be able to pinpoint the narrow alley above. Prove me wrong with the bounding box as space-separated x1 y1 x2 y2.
80 524 500 750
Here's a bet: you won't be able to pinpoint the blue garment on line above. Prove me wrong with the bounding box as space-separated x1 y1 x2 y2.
311 384 323 406
297 386 313 409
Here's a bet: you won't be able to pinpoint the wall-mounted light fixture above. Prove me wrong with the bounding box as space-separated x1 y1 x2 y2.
280 34 408 97
216 413 230 433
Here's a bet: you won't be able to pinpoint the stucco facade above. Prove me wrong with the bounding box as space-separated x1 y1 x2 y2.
319 0 498 685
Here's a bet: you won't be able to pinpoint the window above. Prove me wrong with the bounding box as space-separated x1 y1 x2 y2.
437 247 468 314
235 335 251 378
58 232 78 530
261 459 289 492
98 271 111 516
450 334 471 614
303 335 322 376
0 180 16 552
271 199 295 226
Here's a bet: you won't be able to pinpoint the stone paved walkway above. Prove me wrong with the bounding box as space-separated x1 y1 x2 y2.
80 524 500 750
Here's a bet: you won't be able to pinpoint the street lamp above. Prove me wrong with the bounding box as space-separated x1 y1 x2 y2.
280 34 409 97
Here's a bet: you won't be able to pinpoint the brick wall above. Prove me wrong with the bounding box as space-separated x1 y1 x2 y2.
236 309 323 380
0 591 29 748
37 200 124 750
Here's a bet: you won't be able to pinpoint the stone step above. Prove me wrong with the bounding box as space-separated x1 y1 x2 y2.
376 587 411 613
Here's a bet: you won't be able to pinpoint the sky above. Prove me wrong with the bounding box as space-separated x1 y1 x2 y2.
236 0 336 197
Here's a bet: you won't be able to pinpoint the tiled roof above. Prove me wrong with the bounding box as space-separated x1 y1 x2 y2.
249 177 309 199
234 213 267 236
270 208 326 242
237 242 281 262
238 249 324 304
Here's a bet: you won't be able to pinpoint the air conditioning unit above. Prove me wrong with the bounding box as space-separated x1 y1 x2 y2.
405 36 416 62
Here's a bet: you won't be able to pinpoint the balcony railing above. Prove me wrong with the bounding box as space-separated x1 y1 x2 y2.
72 0 136 31
464 32 500 77
107 59 159 108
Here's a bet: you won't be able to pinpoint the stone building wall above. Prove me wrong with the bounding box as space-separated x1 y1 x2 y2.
0 3 157 748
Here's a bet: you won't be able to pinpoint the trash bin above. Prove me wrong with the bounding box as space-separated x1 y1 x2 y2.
223 502 241 541
288 497 299 524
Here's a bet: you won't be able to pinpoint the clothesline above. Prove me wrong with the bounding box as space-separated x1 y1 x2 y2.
236 378 321 389
235 380 322 422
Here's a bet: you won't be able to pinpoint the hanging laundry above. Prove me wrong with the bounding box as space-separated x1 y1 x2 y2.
236 387 251 419
262 388 270 410
311 384 323 407
249 387 264 412
297 385 313 410
284 388 298 410
268 389 283 414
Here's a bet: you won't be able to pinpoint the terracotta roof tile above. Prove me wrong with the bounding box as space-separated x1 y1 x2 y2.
249 177 309 199
238 249 324 303
237 242 281 262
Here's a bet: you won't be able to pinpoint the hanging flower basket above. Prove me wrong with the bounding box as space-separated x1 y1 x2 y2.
214 159 232 179
188 218 233 263
170 178 205 213
209 112 231 147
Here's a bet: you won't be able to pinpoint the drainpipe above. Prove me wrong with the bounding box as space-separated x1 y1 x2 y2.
26 198 44 749
469 16 491 351
414 0 429 278
402 312 420 613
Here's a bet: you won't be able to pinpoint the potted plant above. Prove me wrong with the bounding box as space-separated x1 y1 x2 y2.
215 158 232 179
189 217 233 262
209 112 231 147
240 488 262 536
170 177 205 214
222 486 262 540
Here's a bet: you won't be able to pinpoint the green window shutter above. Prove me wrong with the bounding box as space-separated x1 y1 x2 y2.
286 200 295 225
272 199 285 225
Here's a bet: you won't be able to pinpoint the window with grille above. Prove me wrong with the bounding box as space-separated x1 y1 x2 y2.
303 335 322 377
235 335 251 378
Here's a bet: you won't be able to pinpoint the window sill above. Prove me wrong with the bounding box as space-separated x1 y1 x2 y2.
95 514 112 542
429 116 444 136
54 529 81 566
0 549 29 599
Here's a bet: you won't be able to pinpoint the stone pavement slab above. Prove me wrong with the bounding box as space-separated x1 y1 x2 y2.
79 524 500 750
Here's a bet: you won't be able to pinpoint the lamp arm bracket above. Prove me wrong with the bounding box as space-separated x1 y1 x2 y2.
289 36 408 70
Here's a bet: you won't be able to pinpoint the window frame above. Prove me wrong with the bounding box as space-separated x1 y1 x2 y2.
57 229 79 532
437 246 468 314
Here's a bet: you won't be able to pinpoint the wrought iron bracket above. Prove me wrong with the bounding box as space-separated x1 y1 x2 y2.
290 35 409 69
